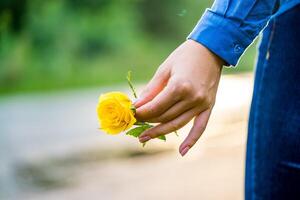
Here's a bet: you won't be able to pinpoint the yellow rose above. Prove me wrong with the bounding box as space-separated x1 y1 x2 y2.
97 92 136 134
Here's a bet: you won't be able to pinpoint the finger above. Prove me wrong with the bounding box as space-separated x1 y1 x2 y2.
138 107 200 143
147 100 194 123
135 82 180 121
179 109 211 156
134 66 170 108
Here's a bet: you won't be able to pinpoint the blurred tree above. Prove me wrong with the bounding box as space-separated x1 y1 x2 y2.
0 0 27 33
0 0 254 94
66 0 111 12
137 0 184 40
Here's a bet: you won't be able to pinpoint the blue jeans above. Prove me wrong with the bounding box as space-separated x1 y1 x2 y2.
245 5 300 200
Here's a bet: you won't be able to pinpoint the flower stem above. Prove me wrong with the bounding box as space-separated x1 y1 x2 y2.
127 71 137 99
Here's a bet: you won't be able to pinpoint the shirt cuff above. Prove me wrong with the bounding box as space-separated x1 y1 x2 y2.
187 9 254 67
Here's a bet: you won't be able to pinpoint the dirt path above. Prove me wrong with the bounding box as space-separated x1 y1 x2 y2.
0 74 253 200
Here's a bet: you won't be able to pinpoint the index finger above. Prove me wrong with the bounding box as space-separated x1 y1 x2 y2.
135 83 181 121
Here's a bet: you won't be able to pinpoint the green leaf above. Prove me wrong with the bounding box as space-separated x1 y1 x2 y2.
126 123 153 137
157 135 166 141
126 123 166 144
126 126 146 137
142 123 153 129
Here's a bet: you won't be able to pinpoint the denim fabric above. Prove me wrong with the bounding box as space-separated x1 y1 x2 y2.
246 4 300 200
188 0 300 66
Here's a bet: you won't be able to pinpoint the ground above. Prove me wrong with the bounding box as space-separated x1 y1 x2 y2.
0 74 253 200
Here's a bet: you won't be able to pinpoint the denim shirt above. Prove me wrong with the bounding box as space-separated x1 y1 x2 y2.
188 0 300 66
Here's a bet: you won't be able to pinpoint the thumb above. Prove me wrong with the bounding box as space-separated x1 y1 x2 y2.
134 65 170 108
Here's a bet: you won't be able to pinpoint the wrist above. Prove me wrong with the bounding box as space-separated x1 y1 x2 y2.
187 39 225 69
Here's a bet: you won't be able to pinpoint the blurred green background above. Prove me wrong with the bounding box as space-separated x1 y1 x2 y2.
0 0 256 95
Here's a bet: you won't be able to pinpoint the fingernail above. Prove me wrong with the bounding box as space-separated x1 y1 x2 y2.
180 146 190 157
139 136 151 143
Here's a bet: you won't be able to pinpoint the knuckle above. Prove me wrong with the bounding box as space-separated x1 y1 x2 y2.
148 117 161 123
141 88 150 95
195 91 205 101
189 136 198 145
147 130 158 138
194 91 209 104
156 116 167 123
166 80 177 92
169 84 178 95
160 118 170 124
169 120 181 130
197 122 207 131
138 109 154 120
157 112 174 123
178 81 193 95
148 104 160 115
188 133 201 145
157 63 169 74
140 87 152 97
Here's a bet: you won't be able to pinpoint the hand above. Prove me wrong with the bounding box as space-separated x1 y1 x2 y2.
134 40 224 156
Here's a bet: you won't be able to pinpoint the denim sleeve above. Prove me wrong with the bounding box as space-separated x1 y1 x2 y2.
188 0 278 66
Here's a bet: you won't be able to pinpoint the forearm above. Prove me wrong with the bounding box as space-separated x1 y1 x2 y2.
188 0 279 66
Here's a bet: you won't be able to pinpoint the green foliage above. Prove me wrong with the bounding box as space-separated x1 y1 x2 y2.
0 0 255 95
126 122 166 143
157 135 166 141
126 126 149 138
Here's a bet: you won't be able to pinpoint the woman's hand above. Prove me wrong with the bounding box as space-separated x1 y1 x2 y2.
134 40 224 156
